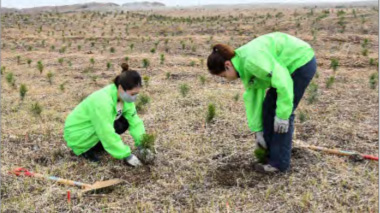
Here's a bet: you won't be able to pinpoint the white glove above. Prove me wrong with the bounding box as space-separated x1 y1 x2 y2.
139 148 155 163
125 154 142 167
274 116 289 134
255 131 267 149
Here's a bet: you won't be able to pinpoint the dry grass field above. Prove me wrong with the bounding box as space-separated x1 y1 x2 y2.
1 5 379 212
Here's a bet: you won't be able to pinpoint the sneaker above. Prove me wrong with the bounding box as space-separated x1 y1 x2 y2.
254 163 279 173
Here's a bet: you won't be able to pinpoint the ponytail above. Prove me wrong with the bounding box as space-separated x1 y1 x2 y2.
120 63 129 72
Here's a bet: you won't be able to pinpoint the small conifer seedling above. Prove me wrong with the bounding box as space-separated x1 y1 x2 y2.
254 147 267 164
179 84 189 97
20 84 28 101
37 61 44 74
206 103 216 123
31 102 43 117
47 72 54 85
138 133 156 164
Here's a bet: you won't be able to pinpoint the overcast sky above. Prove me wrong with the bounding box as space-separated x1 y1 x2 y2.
2 0 373 9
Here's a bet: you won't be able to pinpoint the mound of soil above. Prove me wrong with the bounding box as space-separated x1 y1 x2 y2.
211 154 267 188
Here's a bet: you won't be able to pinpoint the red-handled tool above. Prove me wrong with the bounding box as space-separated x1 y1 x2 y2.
295 141 378 161
9 168 124 194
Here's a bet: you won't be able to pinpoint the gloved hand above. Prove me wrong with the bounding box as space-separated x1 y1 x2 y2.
124 154 142 167
255 131 267 149
274 116 289 134
137 146 155 163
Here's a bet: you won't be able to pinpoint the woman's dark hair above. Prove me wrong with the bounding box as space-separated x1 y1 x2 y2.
113 63 142 90
207 44 235 75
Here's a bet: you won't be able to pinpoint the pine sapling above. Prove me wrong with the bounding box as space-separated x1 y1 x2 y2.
60 83 65 92
20 84 27 101
362 48 368 57
179 84 189 97
206 103 216 123
1 66 5 75
139 133 156 163
59 46 66 54
160 54 165 65
299 111 307 123
31 102 43 117
6 72 16 87
330 58 339 72
140 133 156 150
58 58 64 65
27 59 32 67
370 58 376 66
135 94 151 112
254 147 267 163
307 82 319 104
199 75 206 85
326 76 335 89
142 58 150 69
37 61 44 74
47 72 54 85
90 58 95 66
369 72 378 89
143 76 150 87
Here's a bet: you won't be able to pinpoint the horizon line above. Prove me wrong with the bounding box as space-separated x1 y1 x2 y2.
2 0 377 10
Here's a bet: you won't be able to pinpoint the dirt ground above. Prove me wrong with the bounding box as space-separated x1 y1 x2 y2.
1 5 379 212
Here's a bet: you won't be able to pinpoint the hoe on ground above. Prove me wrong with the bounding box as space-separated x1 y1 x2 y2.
9 168 123 195
295 140 378 161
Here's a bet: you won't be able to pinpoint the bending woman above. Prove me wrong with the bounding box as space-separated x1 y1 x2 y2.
207 32 317 173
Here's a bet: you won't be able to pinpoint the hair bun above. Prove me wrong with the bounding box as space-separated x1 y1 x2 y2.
121 63 129 72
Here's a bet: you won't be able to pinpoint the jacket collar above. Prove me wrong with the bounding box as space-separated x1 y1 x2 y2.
110 84 134 113
109 84 119 106
231 53 244 79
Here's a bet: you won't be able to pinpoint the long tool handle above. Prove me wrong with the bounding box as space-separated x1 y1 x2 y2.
300 145 378 161
301 145 356 156
40 174 92 189
10 168 92 189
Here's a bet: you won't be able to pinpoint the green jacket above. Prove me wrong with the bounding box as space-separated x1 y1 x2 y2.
231 32 315 132
63 84 145 159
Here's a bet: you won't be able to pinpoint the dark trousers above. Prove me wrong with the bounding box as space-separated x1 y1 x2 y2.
82 116 130 157
263 57 317 172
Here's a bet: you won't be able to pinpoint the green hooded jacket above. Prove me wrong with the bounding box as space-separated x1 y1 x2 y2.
231 32 315 132
63 84 145 159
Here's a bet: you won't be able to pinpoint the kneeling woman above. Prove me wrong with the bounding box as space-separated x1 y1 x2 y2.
64 63 152 167
207 32 317 173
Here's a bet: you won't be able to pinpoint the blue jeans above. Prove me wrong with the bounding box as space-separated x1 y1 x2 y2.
262 57 317 172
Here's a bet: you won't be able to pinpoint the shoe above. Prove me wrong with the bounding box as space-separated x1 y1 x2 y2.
254 163 279 173
81 151 100 162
